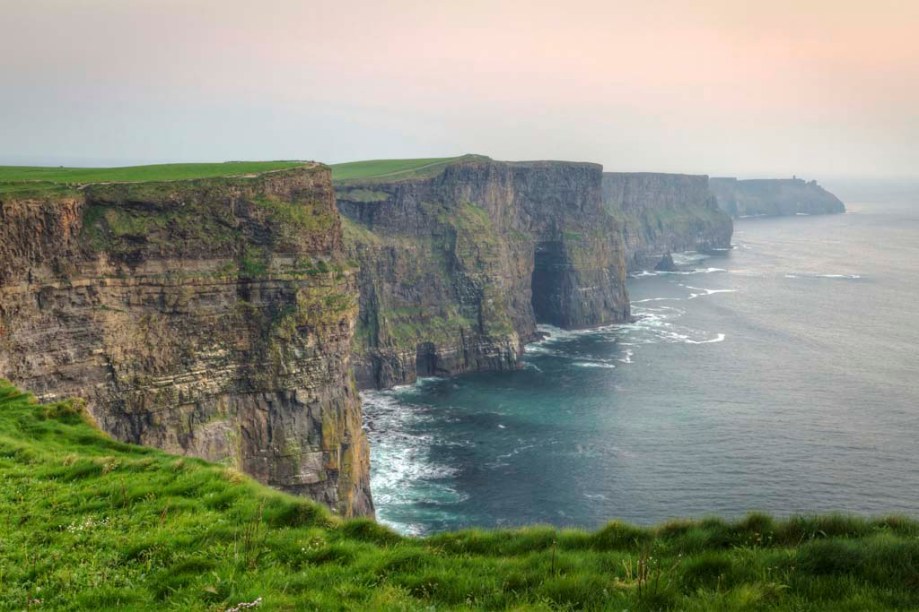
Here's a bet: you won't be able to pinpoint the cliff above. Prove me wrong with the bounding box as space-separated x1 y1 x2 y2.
0 164 373 517
601 173 733 271
710 177 846 218
334 156 630 389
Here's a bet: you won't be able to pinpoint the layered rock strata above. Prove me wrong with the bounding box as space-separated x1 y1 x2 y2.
0 166 373 517
601 173 734 271
336 157 631 389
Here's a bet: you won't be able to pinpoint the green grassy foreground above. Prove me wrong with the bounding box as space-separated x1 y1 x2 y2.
0 161 306 195
1 380 917 611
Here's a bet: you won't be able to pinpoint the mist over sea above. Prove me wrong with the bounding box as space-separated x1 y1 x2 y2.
363 183 919 536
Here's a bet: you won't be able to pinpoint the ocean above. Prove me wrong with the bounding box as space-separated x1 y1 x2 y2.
362 184 919 536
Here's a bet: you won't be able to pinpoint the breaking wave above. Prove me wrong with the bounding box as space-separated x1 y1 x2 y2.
785 273 863 280
631 267 726 278
362 387 468 535
682 285 738 299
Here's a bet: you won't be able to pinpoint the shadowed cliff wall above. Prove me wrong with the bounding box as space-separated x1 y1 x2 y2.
710 177 845 218
601 173 733 271
336 157 630 389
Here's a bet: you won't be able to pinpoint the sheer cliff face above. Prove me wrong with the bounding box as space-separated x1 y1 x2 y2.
0 166 373 517
710 177 846 218
336 158 630 389
601 173 734 271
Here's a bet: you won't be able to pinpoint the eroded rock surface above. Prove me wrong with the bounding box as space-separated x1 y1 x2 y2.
336 157 631 389
0 166 373 517
601 173 734 271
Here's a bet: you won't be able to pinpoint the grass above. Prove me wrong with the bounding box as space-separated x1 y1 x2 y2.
1 378 918 610
0 161 307 194
0 161 307 184
331 155 484 182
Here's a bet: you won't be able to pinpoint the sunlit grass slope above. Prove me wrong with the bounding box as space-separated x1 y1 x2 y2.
0 161 306 184
1 379 917 610
0 161 306 195
330 155 483 182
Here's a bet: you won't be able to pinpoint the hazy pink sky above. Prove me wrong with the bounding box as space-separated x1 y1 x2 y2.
2 0 917 177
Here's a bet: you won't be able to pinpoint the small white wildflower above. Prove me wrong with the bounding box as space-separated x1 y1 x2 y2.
225 597 262 612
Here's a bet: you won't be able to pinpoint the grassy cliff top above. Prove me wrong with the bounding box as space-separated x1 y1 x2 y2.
2 379 918 610
0 161 311 195
0 161 309 184
331 155 487 182
331 155 608 185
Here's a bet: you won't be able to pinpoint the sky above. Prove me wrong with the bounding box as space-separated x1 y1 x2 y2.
1 0 917 178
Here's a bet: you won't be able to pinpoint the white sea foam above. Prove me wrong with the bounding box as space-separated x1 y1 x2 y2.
684 333 726 344
786 273 862 280
689 289 727 299
362 389 466 534
529 323 621 348
631 297 685 303
523 292 726 370
671 251 711 265
621 304 726 346
486 442 538 468
630 267 726 278
525 344 556 354
685 287 737 299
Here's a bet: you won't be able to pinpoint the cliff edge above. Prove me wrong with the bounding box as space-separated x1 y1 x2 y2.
601 173 733 271
710 177 845 218
334 156 630 389
0 163 373 517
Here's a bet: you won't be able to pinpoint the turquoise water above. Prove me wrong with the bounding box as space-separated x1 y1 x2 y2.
363 191 919 536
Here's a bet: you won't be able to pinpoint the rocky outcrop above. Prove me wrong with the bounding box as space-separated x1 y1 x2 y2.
336 156 630 389
710 177 845 218
601 173 733 271
0 166 373 517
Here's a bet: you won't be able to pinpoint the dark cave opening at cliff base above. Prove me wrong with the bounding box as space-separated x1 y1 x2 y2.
531 241 574 328
414 341 441 378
